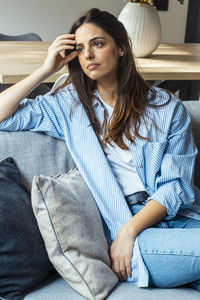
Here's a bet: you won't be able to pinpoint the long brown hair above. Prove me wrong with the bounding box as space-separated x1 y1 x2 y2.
61 8 170 149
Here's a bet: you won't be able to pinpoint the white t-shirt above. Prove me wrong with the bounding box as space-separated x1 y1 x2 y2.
98 96 145 196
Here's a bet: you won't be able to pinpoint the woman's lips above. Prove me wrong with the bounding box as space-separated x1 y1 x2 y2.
87 63 100 71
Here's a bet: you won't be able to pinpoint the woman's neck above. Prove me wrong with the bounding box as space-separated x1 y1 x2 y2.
97 80 117 108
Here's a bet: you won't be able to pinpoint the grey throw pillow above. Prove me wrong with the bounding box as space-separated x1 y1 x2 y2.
31 167 118 300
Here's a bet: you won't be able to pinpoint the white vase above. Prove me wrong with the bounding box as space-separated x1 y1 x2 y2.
118 2 161 58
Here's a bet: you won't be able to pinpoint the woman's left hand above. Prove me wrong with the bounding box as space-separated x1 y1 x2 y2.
109 221 136 281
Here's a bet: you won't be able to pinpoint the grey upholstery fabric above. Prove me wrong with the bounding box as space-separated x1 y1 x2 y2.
0 33 42 41
31 168 118 300
0 131 75 192
24 276 200 300
183 101 200 188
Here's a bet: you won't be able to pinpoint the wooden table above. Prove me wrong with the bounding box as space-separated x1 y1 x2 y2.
0 41 66 84
0 42 200 84
136 43 200 81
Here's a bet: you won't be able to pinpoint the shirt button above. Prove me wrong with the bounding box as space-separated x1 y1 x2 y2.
138 164 143 168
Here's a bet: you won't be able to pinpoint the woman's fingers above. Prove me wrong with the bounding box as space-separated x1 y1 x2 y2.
50 34 76 50
48 45 77 64
117 256 131 280
64 51 78 63
49 45 75 56
50 39 76 50
119 259 127 281
54 34 76 41
40 34 77 75
125 256 131 277
48 42 76 55
111 259 123 281
111 254 128 281
48 35 77 60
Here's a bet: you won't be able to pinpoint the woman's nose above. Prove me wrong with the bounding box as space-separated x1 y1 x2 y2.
84 47 94 59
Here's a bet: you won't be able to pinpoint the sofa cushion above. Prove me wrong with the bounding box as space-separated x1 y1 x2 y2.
0 157 54 300
24 276 200 300
31 167 118 300
0 131 75 192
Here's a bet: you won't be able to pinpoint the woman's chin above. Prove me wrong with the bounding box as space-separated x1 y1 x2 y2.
83 68 102 80
86 74 101 81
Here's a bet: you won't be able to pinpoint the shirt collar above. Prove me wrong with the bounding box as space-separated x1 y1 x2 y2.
93 90 102 108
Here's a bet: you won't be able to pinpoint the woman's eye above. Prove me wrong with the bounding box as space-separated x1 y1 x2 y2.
76 47 83 53
94 41 103 47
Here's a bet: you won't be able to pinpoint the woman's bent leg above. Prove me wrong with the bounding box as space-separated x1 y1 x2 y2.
138 228 200 289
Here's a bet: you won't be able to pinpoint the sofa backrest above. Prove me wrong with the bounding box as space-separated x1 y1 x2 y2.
0 131 75 192
183 101 200 188
0 101 199 191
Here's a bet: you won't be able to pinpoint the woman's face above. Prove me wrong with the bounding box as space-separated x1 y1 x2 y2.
75 23 122 84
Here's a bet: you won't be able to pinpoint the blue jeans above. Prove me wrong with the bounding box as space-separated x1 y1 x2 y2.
129 203 200 291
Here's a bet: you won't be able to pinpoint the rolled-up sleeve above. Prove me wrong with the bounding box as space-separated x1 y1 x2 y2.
147 102 198 219
0 93 65 140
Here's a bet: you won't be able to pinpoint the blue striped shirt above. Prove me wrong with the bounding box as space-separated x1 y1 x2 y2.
1 84 200 286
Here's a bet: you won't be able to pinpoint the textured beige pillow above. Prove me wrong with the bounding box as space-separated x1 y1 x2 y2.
31 168 118 300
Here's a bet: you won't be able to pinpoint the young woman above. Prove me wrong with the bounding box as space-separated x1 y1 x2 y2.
0 8 200 291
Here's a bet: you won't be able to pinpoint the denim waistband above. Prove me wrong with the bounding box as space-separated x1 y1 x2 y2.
125 191 149 206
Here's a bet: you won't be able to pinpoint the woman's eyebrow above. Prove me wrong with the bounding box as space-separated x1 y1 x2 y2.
76 36 106 48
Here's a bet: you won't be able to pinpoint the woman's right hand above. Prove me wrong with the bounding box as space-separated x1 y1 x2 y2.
40 34 77 76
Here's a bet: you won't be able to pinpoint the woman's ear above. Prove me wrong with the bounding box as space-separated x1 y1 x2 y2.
119 47 124 57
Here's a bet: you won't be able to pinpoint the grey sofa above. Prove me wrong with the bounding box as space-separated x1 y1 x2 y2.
0 100 200 300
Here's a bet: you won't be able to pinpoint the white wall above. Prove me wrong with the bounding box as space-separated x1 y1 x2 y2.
0 0 189 42
158 0 189 43
0 0 124 41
